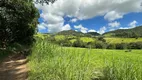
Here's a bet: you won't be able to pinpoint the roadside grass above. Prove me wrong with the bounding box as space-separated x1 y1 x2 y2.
28 39 142 80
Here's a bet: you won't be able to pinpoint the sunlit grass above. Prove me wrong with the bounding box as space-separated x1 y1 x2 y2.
28 39 142 80
105 38 142 43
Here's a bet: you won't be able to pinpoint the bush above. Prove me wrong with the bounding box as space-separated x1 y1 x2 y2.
129 42 142 49
97 36 106 42
107 44 116 49
72 38 87 48
115 43 128 49
95 41 107 49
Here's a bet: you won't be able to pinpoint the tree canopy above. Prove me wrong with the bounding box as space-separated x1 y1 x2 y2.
0 0 39 47
34 0 56 4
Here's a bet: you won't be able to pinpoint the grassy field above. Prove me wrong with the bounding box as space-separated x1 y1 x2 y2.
52 35 142 43
28 39 142 80
105 38 142 43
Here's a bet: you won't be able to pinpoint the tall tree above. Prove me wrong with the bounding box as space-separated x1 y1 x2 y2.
34 0 56 4
0 0 39 47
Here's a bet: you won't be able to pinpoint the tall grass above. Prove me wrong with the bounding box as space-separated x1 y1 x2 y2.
28 39 142 80
28 39 95 80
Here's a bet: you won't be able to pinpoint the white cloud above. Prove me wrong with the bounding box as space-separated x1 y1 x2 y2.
128 20 138 28
37 23 47 30
119 20 138 29
62 24 71 31
70 18 78 23
74 24 88 33
35 0 142 33
41 13 64 24
97 26 107 34
119 27 129 29
108 21 120 28
88 29 96 32
104 11 123 21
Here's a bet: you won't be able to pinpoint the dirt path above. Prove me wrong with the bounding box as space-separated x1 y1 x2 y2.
0 54 28 80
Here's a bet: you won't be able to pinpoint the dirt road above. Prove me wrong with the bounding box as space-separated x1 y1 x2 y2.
0 54 28 80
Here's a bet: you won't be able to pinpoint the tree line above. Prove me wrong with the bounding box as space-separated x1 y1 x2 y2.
46 36 142 49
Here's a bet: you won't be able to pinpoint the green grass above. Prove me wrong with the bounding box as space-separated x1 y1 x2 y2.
55 35 65 41
80 37 95 42
105 38 142 43
28 39 142 80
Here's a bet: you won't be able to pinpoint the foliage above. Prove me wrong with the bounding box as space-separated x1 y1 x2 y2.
34 0 56 4
95 41 107 49
0 0 39 47
87 32 100 37
72 38 86 48
57 30 100 37
28 39 142 80
104 26 142 38
129 42 142 49
115 43 128 49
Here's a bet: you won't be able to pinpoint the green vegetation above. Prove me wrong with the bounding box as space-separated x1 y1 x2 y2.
29 39 142 80
105 38 142 43
1 1 142 80
0 0 39 48
44 33 142 49
104 26 142 38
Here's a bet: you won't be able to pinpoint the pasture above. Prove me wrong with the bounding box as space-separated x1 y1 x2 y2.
28 39 142 80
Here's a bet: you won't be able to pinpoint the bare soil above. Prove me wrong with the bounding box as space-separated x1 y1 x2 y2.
0 53 28 80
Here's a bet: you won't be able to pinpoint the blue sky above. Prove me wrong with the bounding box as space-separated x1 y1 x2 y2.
35 0 142 34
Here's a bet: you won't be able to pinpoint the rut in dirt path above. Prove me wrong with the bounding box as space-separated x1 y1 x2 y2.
0 53 29 80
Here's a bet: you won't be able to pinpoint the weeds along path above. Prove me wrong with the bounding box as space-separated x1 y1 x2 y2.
0 53 28 80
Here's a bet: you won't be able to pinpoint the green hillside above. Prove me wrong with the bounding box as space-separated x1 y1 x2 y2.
57 30 85 36
104 26 142 38
57 30 100 37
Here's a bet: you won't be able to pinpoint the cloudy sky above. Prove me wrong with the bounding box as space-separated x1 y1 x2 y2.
35 0 142 34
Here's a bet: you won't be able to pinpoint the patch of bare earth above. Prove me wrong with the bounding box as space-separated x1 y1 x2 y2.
0 53 28 80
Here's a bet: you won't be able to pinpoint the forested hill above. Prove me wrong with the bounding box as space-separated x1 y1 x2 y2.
103 26 142 38
57 30 100 37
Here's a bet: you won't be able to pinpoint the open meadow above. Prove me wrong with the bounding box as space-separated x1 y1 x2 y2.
28 39 142 80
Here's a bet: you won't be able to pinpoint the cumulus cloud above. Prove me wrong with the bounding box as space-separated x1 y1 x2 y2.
35 0 142 33
97 26 107 34
70 18 78 23
62 24 71 31
119 27 129 29
119 20 138 29
104 11 123 21
88 29 96 32
74 24 88 33
108 21 120 28
129 20 138 28
38 23 47 30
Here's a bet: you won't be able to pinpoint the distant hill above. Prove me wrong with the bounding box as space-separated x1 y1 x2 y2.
57 30 85 36
87 32 100 36
57 30 100 37
103 26 142 38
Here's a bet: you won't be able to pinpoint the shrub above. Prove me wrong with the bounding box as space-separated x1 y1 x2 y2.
129 42 142 49
107 44 116 49
115 43 128 49
72 38 87 48
95 41 107 49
